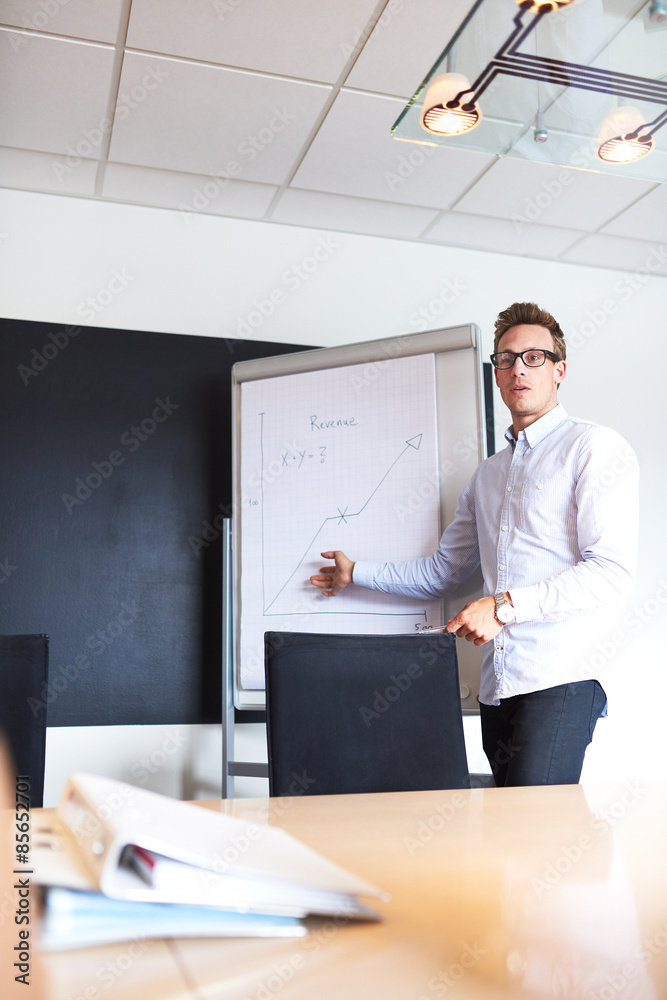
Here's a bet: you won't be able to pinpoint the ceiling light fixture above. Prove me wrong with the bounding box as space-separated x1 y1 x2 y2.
596 106 655 163
514 0 576 10
408 0 667 164
420 73 482 135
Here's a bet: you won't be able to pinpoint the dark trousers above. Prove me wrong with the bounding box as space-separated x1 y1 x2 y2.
479 680 607 787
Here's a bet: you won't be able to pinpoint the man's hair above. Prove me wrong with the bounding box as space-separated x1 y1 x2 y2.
493 302 566 360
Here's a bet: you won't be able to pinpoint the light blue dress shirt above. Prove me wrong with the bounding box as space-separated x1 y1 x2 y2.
352 404 639 705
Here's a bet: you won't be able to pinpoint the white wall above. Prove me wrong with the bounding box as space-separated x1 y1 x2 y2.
2 188 665 802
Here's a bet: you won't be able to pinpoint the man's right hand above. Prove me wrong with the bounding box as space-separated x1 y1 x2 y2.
309 550 355 597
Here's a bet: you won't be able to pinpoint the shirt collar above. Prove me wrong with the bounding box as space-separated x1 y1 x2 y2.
504 403 568 450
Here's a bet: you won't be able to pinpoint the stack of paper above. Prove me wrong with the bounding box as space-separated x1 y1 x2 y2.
33 773 387 951
39 889 306 950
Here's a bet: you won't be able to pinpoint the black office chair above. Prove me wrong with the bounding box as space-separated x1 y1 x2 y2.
0 634 49 807
265 631 470 796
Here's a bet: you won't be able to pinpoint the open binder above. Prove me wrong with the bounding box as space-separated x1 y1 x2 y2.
34 773 387 947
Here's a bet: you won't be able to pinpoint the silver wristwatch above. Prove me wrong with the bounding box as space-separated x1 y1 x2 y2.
494 591 516 625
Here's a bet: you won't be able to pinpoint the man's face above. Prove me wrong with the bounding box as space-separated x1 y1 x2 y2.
494 323 566 432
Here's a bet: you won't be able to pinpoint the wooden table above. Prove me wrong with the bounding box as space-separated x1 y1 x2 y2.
40 783 667 1000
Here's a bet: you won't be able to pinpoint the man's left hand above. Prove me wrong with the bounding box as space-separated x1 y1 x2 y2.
446 596 503 645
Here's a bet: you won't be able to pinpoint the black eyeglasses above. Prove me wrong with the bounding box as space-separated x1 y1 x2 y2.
490 349 560 370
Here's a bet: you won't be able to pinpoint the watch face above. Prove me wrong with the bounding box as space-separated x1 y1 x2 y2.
497 604 515 624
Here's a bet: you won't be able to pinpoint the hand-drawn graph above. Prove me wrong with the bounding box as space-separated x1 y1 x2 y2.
263 429 424 614
238 354 444 689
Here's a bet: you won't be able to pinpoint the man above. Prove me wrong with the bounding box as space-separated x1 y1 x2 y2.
309 302 639 786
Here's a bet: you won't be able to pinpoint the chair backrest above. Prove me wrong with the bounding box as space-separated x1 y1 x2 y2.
0 634 49 807
265 631 470 796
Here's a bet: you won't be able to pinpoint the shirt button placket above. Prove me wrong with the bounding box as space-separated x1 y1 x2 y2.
495 446 521 685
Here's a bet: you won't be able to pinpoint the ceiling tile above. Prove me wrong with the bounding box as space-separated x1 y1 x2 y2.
454 157 656 232
426 211 584 258
108 54 331 182
345 0 472 98
292 90 494 210
272 188 439 240
102 162 277 220
0 31 115 155
126 0 380 84
0 0 125 43
601 184 667 243
560 234 667 274
0 146 97 196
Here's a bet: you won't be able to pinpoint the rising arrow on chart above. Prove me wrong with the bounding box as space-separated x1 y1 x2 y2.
263 434 423 614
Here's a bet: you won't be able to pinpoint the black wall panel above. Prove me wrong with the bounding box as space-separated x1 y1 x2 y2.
0 318 312 726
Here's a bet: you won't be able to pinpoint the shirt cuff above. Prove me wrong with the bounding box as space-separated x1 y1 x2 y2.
351 561 373 588
508 585 541 624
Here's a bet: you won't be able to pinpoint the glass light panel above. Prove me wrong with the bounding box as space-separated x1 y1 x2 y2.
392 0 667 182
